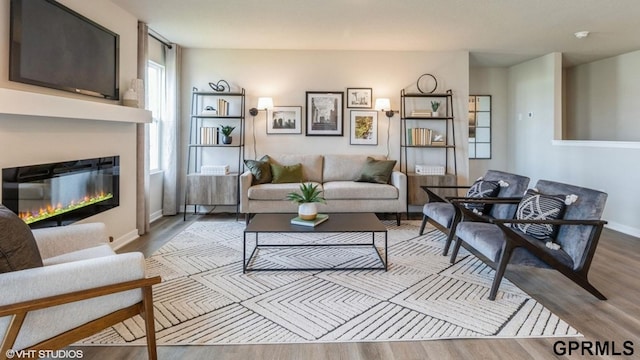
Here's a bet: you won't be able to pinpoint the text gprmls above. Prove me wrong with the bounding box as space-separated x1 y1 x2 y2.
553 340 634 356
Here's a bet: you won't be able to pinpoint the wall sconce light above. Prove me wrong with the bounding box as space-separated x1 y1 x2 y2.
374 98 396 158
375 98 395 118
249 97 273 159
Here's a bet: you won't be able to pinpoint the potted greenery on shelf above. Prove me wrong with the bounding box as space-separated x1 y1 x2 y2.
219 125 235 144
286 183 326 220
431 101 441 117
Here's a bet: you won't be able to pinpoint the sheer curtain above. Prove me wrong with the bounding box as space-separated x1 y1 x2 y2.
162 44 181 215
136 22 150 235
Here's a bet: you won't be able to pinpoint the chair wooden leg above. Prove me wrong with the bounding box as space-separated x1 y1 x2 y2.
488 243 515 301
569 273 607 300
442 215 461 256
141 286 158 360
449 236 462 264
419 215 428 235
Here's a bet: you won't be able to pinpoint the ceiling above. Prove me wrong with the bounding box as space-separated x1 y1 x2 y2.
110 0 640 67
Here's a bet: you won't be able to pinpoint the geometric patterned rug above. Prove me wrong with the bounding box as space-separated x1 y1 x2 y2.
79 220 580 345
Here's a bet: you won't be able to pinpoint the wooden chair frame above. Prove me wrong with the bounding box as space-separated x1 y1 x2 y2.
0 276 161 360
450 198 607 301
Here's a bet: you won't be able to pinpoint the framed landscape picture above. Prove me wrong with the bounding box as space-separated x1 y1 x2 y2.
350 110 378 145
306 91 344 136
267 106 302 134
347 88 372 108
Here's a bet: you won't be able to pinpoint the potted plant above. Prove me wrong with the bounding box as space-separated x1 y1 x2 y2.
431 101 441 117
286 183 326 220
219 125 235 144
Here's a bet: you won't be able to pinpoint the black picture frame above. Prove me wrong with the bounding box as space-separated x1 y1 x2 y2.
305 91 344 136
347 88 372 108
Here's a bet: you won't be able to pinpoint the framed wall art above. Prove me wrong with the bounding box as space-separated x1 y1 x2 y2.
350 110 378 145
306 91 344 136
267 106 302 134
347 88 372 108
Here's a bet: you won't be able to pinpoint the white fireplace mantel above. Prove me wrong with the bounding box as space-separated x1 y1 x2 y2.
0 88 151 123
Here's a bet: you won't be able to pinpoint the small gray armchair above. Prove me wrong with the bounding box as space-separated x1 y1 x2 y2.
419 170 530 256
450 180 608 301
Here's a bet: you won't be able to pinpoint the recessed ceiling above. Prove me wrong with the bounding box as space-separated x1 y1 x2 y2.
110 0 640 67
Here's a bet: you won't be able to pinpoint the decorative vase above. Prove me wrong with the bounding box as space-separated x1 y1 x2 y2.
221 135 232 145
122 88 138 107
298 203 318 220
432 111 439 117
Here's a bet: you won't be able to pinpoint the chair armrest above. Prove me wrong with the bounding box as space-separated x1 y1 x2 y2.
449 197 522 204
33 223 109 260
0 252 147 307
239 171 253 213
490 218 608 226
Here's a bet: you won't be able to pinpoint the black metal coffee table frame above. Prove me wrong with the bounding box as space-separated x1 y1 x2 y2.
243 213 388 273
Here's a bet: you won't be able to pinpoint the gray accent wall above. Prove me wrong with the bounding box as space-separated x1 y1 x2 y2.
507 53 640 237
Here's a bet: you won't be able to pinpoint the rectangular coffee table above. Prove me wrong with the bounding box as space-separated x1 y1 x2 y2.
243 213 388 272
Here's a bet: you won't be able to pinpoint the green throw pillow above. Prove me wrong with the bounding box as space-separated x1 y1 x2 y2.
355 157 397 184
244 155 272 184
0 204 43 273
271 163 304 184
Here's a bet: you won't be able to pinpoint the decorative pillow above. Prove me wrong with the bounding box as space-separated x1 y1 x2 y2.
355 157 397 184
0 204 43 273
463 179 501 213
271 163 304 184
244 155 272 184
513 189 567 240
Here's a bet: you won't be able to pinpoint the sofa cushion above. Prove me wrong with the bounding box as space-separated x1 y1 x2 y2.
323 181 398 200
271 163 303 184
0 204 43 273
323 154 386 182
244 155 272 184
269 154 323 183
248 182 323 201
355 157 397 184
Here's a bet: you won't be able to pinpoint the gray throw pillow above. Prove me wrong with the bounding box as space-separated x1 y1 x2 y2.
244 155 272 184
0 204 43 273
355 157 397 184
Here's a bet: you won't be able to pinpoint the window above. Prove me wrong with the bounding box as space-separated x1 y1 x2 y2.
147 61 166 171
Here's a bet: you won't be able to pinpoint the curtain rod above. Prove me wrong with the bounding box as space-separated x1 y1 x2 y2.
149 31 173 49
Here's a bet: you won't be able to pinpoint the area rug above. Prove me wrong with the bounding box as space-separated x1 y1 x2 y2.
80 220 580 345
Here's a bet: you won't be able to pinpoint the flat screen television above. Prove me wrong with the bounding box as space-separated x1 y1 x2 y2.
9 0 120 100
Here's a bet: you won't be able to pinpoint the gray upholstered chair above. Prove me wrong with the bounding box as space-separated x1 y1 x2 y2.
450 180 608 301
0 214 161 359
419 170 530 256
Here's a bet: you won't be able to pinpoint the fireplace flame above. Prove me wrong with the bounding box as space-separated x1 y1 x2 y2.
19 192 114 224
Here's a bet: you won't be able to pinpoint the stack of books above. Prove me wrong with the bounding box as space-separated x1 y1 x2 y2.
199 127 219 144
406 128 433 146
217 99 229 116
411 110 432 117
290 213 329 227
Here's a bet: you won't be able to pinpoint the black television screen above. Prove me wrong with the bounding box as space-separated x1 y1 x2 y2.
9 0 120 99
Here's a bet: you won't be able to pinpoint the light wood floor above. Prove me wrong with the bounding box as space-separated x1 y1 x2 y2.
71 214 640 359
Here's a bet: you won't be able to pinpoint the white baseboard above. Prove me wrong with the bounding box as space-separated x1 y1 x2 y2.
150 210 164 223
605 221 640 238
111 229 140 250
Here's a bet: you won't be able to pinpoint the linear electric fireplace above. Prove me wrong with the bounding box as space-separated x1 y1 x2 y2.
2 156 119 228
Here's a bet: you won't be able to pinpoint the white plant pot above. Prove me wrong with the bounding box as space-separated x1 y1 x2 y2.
298 203 318 220
432 111 439 117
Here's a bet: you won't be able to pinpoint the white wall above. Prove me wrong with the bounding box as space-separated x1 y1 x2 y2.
181 49 470 209
507 53 640 237
565 50 640 141
0 0 141 242
468 67 509 180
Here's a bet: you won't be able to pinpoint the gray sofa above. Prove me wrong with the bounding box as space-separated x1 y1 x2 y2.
240 154 407 224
